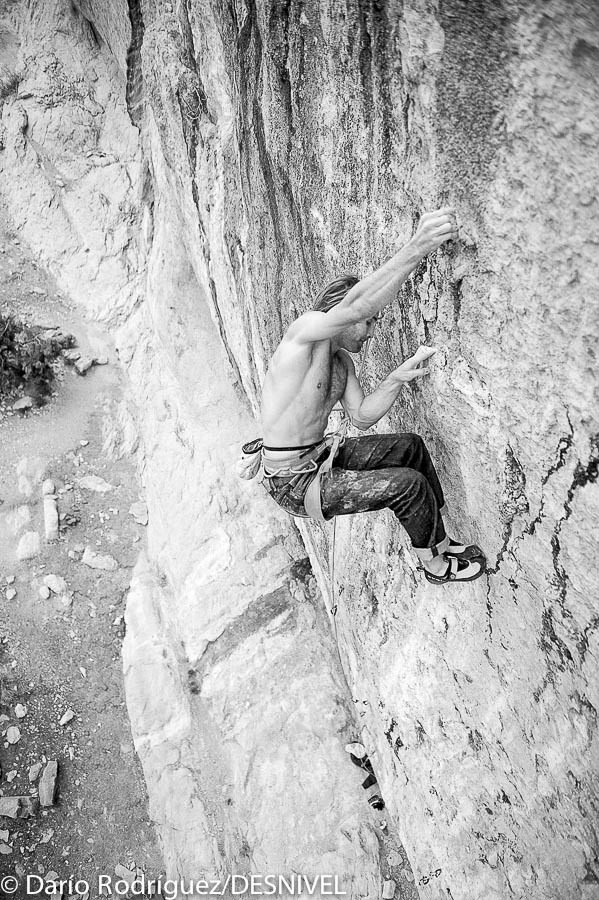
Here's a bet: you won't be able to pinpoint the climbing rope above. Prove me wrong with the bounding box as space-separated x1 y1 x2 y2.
328 332 375 635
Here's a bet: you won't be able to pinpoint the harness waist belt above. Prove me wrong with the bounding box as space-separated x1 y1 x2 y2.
262 431 344 521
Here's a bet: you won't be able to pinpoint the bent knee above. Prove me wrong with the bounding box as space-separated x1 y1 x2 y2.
404 432 425 452
402 467 428 494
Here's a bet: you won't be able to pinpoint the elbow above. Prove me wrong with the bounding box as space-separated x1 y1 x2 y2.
351 416 372 431
337 290 371 323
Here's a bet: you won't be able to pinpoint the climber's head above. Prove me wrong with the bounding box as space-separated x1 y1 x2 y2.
313 274 377 353
336 315 377 352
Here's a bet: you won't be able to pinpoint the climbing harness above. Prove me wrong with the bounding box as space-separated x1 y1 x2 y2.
327 334 374 627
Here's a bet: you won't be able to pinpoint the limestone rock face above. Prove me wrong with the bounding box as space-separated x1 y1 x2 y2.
0 1 598 898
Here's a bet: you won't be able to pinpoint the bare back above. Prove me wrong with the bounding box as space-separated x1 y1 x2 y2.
261 335 348 447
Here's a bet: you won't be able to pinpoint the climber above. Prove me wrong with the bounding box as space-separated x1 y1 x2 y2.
260 207 486 584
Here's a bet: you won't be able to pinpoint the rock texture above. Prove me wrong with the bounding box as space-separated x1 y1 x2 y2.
0 1 598 898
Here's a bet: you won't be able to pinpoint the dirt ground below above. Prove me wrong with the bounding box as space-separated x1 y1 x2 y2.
0 204 163 898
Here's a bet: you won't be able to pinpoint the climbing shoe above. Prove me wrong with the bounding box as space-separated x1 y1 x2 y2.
422 554 486 585
345 743 385 809
445 538 485 561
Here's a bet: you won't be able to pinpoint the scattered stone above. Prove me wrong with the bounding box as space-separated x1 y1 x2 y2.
59 709 74 726
94 355 108 365
17 475 33 497
0 796 38 818
129 501 148 526
42 479 55 495
0 829 7 841
43 574 67 594
16 531 40 560
0 843 11 854
81 547 118 571
28 762 42 782
39 586 51 600
17 457 46 483
44 494 59 541
14 704 26 718
62 348 81 362
382 880 396 899
60 593 73 608
13 396 33 412
4 506 31 534
74 356 94 375
40 827 54 843
78 475 114 492
62 512 80 527
6 575 15 584
6 770 17 782
6 726 20 744
114 865 140 888
6 588 16 600
80 439 89 446
39 761 58 807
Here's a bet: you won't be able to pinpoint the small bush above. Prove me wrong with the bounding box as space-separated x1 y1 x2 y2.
0 65 20 103
0 313 65 403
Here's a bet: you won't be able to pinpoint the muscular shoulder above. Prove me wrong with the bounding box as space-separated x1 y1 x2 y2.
284 311 328 345
272 313 331 364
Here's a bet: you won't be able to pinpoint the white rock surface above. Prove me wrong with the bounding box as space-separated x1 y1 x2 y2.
4 506 31 534
59 710 74 726
16 531 40 561
43 495 59 541
0 1 597 898
16 457 46 484
6 726 20 744
78 475 115 493
81 547 118 571
128 501 148 526
17 475 33 498
74 356 94 375
3 506 30 535
43 574 67 595
13 396 33 411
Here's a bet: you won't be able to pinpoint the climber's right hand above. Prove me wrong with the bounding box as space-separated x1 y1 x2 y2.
412 208 457 254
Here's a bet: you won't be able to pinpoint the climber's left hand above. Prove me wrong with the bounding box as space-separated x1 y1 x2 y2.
391 346 437 382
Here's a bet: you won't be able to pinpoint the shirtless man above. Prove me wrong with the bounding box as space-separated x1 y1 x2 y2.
260 208 485 584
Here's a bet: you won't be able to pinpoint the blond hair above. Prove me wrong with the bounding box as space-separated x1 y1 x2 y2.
312 274 359 313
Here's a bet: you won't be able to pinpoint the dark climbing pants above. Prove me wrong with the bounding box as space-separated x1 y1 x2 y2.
320 433 449 559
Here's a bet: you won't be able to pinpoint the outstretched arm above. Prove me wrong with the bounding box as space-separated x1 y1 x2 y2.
288 209 457 345
341 347 436 429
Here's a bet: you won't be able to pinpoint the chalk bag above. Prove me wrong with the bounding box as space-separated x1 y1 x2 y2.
236 437 264 480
